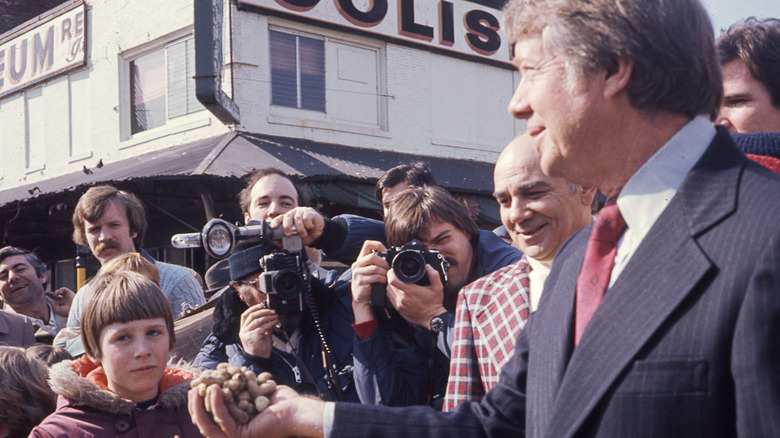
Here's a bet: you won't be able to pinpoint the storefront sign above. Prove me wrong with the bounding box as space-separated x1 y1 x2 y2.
238 0 508 63
0 3 87 98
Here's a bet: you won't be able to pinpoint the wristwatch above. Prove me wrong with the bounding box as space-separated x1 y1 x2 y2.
430 312 447 334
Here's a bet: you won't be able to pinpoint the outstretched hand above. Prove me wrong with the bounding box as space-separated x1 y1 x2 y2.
188 384 325 438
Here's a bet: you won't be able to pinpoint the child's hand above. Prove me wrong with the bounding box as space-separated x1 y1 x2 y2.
239 304 278 359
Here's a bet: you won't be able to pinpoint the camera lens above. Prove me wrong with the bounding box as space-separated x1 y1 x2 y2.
392 250 426 284
273 270 303 299
206 224 232 257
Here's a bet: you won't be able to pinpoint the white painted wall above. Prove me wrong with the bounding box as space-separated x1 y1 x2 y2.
0 0 524 195
0 0 228 193
231 9 523 163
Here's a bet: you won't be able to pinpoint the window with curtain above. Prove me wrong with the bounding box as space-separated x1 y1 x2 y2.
270 30 325 112
130 36 202 135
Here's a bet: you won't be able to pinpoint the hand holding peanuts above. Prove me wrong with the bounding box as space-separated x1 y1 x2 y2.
190 363 277 425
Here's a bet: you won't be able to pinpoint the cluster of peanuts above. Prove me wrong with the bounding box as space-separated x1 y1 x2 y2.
191 363 277 424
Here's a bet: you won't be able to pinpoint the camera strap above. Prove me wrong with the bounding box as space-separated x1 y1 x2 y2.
276 328 319 388
301 281 344 402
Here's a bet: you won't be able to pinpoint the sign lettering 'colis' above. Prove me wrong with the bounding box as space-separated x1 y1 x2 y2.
240 0 505 62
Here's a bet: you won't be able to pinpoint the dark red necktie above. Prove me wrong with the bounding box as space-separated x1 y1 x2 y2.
574 199 627 346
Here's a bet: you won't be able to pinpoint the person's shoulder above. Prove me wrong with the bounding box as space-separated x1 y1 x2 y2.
31 401 110 438
477 230 521 255
476 230 523 267
155 259 185 272
156 261 200 284
463 258 529 299
738 160 780 213
0 308 29 324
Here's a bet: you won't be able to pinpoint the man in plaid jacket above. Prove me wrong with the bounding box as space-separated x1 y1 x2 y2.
443 133 596 410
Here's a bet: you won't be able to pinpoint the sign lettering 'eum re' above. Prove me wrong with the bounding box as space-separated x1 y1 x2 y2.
0 3 87 99
238 0 508 63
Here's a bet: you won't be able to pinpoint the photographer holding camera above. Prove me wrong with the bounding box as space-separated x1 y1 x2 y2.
349 186 521 408
192 223 358 402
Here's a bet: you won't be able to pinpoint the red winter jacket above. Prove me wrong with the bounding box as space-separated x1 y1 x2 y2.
30 356 203 438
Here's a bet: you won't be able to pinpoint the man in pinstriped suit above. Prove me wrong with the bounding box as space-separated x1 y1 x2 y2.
189 0 780 436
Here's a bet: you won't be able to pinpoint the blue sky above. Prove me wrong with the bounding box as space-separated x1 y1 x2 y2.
700 0 780 34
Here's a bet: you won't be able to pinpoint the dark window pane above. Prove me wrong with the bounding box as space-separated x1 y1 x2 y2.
270 31 298 108
269 30 325 111
301 72 325 111
299 37 325 111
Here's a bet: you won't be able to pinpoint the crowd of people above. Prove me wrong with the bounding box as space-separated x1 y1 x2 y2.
1 1 779 437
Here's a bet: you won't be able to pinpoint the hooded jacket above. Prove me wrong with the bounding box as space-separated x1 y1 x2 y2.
30 356 202 438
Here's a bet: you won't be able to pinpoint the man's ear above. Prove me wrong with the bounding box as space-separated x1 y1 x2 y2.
243 212 251 224
603 58 632 100
579 187 598 207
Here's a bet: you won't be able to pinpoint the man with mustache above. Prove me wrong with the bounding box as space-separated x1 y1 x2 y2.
348 185 521 407
67 185 205 329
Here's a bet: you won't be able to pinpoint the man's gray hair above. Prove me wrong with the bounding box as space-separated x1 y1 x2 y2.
502 0 722 118
0 246 47 278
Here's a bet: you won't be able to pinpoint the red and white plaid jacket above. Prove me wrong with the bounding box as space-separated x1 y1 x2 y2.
443 256 531 411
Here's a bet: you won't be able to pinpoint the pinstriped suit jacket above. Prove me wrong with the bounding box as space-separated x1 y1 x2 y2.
332 129 780 437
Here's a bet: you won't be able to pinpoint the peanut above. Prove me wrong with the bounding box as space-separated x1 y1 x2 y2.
227 402 250 425
190 364 277 424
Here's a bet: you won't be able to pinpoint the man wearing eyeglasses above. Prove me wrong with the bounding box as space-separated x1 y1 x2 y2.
193 234 358 402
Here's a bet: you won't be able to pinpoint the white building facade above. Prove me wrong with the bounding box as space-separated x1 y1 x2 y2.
0 0 522 285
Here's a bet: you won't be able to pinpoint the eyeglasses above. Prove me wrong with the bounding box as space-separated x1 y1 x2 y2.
230 278 260 289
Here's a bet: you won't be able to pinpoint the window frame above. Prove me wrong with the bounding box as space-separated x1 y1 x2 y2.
266 24 389 134
119 27 207 142
269 27 327 112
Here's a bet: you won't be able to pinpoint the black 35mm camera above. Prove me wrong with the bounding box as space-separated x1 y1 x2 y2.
370 241 450 306
258 250 307 314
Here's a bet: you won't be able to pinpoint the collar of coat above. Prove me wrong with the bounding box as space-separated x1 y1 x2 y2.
48 355 194 416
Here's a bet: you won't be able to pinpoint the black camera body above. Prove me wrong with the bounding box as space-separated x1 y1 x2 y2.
258 250 307 314
370 241 449 306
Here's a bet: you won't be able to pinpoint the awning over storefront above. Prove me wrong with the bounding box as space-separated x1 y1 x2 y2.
0 134 227 207
0 131 497 208
1 131 501 272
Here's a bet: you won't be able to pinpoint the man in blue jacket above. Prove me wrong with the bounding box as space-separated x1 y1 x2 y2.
194 235 358 402
348 186 521 407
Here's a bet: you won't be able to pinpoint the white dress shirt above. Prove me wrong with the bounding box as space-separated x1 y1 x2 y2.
611 116 715 286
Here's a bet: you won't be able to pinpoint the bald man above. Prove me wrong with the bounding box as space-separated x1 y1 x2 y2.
444 133 595 409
